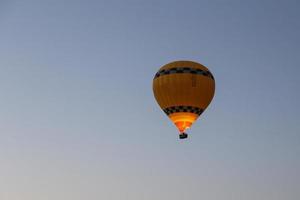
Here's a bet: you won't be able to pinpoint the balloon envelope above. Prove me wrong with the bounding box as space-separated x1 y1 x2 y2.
152 60 215 136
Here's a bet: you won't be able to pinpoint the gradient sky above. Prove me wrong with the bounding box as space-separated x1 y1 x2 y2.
0 0 299 199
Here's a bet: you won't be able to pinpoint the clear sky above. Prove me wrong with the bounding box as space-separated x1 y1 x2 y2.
0 0 299 199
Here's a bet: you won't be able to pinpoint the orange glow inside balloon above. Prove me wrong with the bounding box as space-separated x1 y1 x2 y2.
169 112 198 133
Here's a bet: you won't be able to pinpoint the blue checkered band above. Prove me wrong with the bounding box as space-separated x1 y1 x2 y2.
154 67 214 80
163 106 204 116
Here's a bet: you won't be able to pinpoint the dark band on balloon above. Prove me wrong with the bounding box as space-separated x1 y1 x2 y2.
154 67 214 80
163 106 204 115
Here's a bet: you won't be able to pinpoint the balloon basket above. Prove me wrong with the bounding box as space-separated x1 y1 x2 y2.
179 133 188 139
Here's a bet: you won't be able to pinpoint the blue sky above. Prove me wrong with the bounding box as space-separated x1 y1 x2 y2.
0 0 299 199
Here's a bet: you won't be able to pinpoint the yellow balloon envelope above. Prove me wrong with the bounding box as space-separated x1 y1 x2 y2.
152 60 215 139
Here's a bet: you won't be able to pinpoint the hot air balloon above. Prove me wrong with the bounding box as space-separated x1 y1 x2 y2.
152 60 215 139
